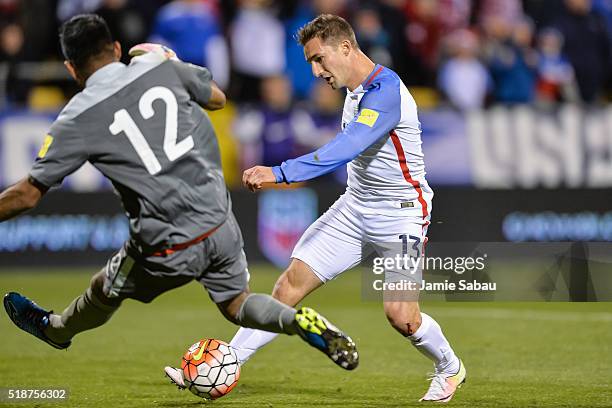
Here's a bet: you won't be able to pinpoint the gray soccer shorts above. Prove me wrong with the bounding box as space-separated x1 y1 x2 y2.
101 212 249 304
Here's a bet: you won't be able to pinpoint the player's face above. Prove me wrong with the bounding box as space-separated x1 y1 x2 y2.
304 37 349 89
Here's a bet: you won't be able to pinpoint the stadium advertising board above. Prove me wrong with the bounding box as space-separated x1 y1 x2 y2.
4 107 612 190
1 187 610 267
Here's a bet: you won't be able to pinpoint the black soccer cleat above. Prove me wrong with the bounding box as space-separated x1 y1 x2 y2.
3 292 71 350
294 307 359 370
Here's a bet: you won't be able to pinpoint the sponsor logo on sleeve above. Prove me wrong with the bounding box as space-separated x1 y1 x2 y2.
356 109 379 127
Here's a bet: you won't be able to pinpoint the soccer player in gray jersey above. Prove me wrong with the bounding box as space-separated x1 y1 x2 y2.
1 14 358 374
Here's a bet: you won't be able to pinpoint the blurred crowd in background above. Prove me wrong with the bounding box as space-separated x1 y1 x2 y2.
2 0 612 184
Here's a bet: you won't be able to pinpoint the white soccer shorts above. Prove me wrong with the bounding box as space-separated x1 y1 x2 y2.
291 192 431 282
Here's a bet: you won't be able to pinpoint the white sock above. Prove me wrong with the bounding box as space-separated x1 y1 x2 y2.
229 327 279 364
409 312 460 374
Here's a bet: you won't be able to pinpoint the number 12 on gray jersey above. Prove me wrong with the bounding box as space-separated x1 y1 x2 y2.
109 86 194 175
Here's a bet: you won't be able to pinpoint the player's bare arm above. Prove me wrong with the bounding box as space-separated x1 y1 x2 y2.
0 177 46 221
242 166 275 192
205 81 226 111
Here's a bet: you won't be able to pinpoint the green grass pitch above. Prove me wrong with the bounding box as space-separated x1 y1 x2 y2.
0 266 611 408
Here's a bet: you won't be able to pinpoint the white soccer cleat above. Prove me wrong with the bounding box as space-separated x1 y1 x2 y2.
419 359 466 403
164 366 186 390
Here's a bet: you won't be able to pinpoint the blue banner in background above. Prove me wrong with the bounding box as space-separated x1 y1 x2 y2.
0 110 109 191
257 188 317 268
419 109 471 185
1 187 611 267
0 191 127 266
0 214 128 252
2 106 612 191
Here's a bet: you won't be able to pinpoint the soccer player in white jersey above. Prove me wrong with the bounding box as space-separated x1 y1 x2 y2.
171 13 466 402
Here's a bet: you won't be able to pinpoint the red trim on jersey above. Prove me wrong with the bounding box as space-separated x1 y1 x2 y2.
389 130 428 219
364 66 384 87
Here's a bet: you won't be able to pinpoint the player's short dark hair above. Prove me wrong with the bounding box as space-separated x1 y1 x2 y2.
296 14 359 49
59 14 114 73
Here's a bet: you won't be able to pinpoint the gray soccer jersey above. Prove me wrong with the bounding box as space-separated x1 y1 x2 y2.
30 53 229 249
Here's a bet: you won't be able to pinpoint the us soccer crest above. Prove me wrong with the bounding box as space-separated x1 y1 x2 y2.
257 189 317 268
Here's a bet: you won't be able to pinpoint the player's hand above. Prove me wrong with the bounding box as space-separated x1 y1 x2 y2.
128 43 179 61
242 166 276 192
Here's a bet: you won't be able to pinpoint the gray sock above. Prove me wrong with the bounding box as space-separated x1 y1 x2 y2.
45 288 119 344
235 294 298 335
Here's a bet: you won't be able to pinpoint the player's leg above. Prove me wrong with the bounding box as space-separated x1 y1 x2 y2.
43 269 122 345
3 248 131 349
273 258 324 306
212 287 358 370
197 211 359 369
5 242 200 349
229 194 364 364
167 265 322 390
383 301 465 402
370 212 465 402
41 243 181 346
383 301 460 371
229 258 323 363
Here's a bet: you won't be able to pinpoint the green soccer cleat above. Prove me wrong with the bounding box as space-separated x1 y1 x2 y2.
294 307 359 370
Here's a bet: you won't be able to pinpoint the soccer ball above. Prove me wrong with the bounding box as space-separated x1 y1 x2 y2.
181 339 241 400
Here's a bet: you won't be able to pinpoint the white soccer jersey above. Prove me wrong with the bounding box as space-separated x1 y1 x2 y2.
342 67 433 218
273 64 433 219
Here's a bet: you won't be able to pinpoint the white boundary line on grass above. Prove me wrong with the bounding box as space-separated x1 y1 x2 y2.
425 307 612 322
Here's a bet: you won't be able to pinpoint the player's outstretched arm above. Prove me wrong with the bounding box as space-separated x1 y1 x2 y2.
271 83 401 184
242 105 396 191
0 177 47 221
242 81 401 190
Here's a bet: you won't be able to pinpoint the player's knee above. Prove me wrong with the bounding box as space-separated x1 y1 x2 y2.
89 270 121 307
271 259 320 306
89 271 107 299
271 273 304 307
384 302 421 336
271 272 295 303
217 291 249 325
219 306 239 325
